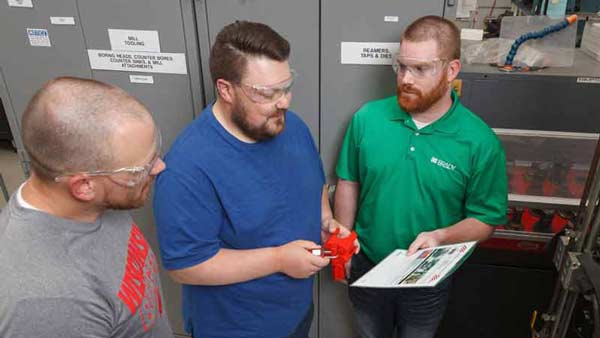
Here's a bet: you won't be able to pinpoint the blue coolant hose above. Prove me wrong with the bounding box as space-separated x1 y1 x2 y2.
501 14 577 71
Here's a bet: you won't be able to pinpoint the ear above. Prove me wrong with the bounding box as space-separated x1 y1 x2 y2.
446 59 461 83
67 175 97 202
215 79 236 104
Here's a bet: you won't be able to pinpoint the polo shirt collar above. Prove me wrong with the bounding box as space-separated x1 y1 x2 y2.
389 90 462 134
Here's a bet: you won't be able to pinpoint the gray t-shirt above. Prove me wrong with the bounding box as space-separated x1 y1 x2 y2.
0 193 173 338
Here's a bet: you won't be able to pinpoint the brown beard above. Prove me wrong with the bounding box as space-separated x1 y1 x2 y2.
231 99 286 141
397 73 449 113
104 179 152 210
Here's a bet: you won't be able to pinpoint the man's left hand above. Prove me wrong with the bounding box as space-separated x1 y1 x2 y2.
320 218 360 254
407 230 445 255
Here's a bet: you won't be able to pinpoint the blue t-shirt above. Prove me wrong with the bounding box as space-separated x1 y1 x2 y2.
153 105 324 338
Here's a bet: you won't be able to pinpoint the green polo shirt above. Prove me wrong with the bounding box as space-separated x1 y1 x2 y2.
336 91 507 263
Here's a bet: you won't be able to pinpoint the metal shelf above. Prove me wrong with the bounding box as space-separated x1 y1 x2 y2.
493 128 599 140
492 228 555 241
508 193 581 209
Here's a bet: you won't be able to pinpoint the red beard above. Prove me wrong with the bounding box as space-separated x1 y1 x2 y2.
397 73 449 113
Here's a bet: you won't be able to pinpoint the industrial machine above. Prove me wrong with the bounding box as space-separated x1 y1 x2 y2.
525 131 600 338
435 50 600 338
2 0 600 337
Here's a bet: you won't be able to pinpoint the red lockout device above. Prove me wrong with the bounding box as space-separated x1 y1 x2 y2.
320 228 358 281
550 211 572 233
521 208 542 232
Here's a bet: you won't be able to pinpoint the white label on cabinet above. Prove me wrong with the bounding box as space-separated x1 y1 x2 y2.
50 17 75 25
577 77 600 84
129 75 154 84
108 29 160 53
8 0 33 8
341 42 399 65
88 50 187 74
27 28 51 47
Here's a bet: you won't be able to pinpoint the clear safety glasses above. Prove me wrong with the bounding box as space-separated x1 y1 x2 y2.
392 56 448 78
54 130 162 188
238 69 296 104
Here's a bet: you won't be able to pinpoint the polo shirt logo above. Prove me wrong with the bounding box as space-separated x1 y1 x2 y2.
430 157 456 171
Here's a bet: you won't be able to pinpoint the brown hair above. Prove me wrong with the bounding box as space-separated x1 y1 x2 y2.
401 15 461 60
21 77 152 181
209 21 290 84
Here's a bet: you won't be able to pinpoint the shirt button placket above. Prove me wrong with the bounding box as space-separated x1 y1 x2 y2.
406 126 419 158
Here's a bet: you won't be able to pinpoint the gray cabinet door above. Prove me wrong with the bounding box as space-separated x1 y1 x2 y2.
319 2 446 337
0 0 91 134
76 0 199 151
0 0 201 335
76 0 201 334
197 0 320 144
320 0 447 181
194 3 320 336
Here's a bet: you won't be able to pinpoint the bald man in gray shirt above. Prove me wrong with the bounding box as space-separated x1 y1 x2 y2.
0 77 171 338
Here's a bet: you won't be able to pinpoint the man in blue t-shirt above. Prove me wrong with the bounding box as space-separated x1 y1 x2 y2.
153 21 348 338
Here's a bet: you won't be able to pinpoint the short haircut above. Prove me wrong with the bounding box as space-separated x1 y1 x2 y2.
21 77 153 181
209 21 290 84
401 15 461 60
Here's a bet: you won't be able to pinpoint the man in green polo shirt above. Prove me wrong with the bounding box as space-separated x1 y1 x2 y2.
334 15 507 338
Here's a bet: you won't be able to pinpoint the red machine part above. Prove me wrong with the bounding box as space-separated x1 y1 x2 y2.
510 165 532 194
542 177 559 196
505 207 523 231
520 208 541 232
323 228 358 281
550 211 574 233
566 168 587 198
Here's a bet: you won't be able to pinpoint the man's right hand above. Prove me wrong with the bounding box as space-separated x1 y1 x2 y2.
276 240 330 279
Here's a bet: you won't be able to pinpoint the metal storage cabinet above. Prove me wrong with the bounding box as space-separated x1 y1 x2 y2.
76 1 202 335
195 0 320 143
320 0 449 182
76 0 203 149
0 0 92 172
0 1 203 336
0 0 91 122
319 2 451 337
193 1 320 336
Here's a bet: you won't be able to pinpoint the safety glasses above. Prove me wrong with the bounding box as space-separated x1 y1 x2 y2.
392 56 448 78
237 69 296 104
54 130 162 188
